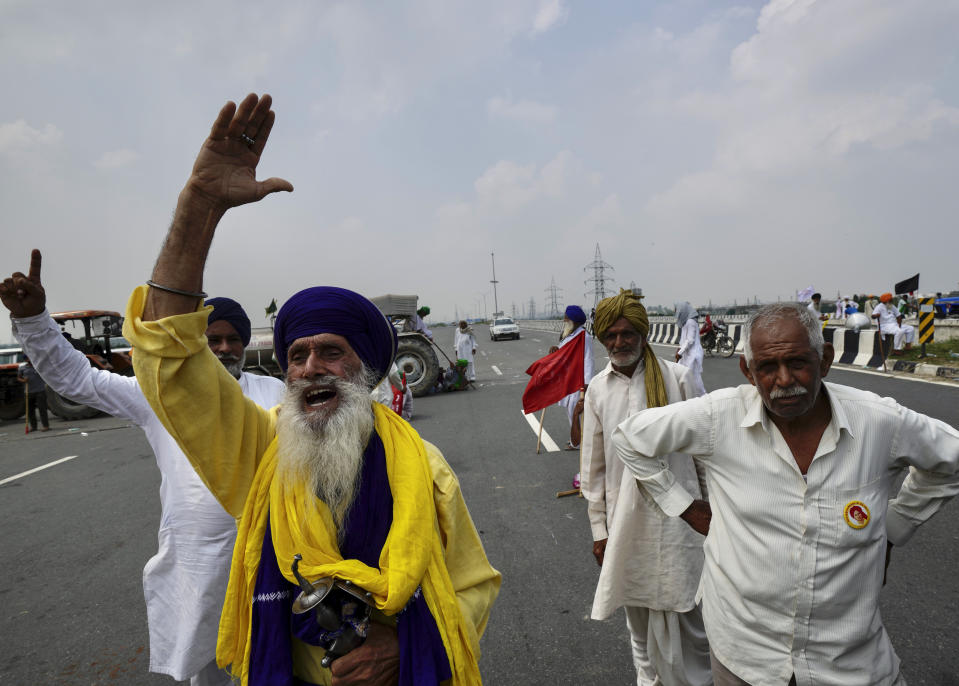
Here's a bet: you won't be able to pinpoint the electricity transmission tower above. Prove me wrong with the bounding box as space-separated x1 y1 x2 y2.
528 297 537 319
544 276 563 318
584 243 615 306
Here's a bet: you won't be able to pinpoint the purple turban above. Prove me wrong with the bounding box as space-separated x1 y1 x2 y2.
565 305 587 326
273 286 397 383
205 297 251 347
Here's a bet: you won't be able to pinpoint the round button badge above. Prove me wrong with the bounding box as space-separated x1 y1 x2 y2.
843 500 870 529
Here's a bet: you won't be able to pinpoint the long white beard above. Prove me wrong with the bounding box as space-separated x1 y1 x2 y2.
560 320 575 339
275 371 376 533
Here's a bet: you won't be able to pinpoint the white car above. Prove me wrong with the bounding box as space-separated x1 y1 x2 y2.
490 317 520 341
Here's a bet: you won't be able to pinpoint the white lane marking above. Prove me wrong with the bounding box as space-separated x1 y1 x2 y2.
491 365 503 376
533 338 542 343
522 411 560 452
0 455 79 486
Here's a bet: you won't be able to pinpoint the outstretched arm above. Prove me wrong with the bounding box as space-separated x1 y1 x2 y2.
144 93 293 322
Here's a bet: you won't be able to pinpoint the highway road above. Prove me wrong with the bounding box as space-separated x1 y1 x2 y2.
1 323 957 685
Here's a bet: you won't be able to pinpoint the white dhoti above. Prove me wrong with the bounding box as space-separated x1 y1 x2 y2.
625 606 712 686
880 323 916 351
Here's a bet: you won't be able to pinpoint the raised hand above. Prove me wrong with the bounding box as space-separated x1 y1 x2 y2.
186 93 293 210
0 249 46 318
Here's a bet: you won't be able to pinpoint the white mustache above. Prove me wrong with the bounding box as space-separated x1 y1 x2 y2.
769 385 808 399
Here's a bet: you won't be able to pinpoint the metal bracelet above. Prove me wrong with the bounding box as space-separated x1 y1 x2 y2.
146 280 207 299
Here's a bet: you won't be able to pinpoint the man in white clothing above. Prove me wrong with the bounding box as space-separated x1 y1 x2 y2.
806 293 828 322
453 320 477 381
612 302 959 685
1 251 285 686
674 302 706 396
872 292 915 355
582 289 711 686
552 305 593 450
412 305 433 340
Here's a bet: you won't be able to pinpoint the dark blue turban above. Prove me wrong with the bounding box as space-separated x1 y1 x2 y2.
205 297 251 347
565 305 587 326
273 286 397 384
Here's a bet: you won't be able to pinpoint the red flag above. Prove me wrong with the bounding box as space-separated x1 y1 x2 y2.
522 329 586 414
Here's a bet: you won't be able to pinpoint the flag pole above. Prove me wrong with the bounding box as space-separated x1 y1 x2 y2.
24 382 30 434
536 407 546 454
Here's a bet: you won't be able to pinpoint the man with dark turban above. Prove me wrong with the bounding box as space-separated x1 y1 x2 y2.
122 94 500 686
553 304 594 449
413 305 433 341
582 289 711 686
1 251 285 686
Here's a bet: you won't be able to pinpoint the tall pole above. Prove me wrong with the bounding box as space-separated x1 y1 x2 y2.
490 252 500 316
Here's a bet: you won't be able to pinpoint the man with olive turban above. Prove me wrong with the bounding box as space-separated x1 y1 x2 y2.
581 289 711 686
122 93 499 686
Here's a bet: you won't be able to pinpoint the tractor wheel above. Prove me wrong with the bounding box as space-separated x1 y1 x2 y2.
46 387 101 420
395 336 440 397
0 396 25 420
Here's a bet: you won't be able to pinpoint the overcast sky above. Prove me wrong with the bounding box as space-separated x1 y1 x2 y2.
2 0 958 343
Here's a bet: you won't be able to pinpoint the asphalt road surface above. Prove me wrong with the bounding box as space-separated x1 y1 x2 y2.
1 324 957 685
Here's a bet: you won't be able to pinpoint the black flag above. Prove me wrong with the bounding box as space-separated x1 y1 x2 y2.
894 274 919 295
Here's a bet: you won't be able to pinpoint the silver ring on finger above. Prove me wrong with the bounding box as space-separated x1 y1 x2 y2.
240 133 256 146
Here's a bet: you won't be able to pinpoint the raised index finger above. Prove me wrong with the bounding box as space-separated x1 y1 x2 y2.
28 249 41 284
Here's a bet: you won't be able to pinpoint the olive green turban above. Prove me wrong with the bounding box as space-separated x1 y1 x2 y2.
593 289 668 408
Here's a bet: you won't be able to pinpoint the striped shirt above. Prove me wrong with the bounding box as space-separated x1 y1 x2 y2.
612 382 959 685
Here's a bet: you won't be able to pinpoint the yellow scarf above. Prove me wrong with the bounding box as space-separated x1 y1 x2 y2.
218 402 480 684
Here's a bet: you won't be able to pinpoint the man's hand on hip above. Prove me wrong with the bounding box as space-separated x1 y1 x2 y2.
680 499 711 536
592 538 608 567
329 622 399 686
0 249 46 318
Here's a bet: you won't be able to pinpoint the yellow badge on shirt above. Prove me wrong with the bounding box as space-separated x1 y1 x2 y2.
843 500 870 529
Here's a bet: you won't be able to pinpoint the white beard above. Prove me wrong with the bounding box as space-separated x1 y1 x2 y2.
275 370 376 533
217 352 245 379
560 320 575 339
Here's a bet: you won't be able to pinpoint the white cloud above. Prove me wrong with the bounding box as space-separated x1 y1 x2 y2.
531 0 569 35
0 120 62 152
94 148 139 170
487 96 557 124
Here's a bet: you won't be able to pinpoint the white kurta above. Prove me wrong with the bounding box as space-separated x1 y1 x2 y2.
612 382 959 685
676 319 706 396
558 326 594 425
874 302 915 350
454 328 477 381
581 358 706 616
13 311 285 682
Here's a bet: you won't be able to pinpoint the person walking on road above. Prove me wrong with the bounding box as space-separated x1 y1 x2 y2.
582 289 711 686
17 355 49 432
553 305 594 450
454 320 477 382
2 253 285 686
674 302 707 396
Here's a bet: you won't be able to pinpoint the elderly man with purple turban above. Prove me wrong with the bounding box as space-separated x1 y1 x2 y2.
1 253 285 686
122 94 500 686
551 304 594 450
